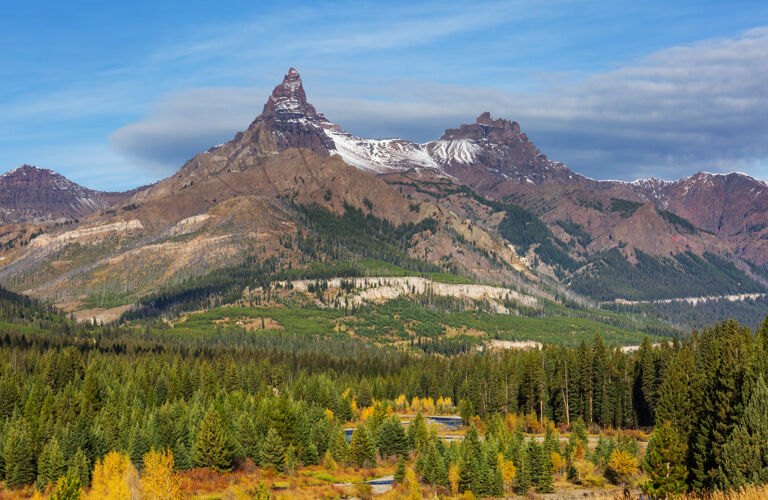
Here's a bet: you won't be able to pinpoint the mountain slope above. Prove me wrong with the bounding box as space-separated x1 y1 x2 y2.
0 165 127 223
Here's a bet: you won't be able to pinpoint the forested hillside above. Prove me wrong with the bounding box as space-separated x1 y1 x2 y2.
1 285 767 498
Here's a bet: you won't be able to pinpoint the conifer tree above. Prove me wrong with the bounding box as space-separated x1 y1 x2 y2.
260 427 287 473
514 447 530 495
302 442 319 466
720 375 768 488
634 337 657 427
490 458 504 497
656 344 698 443
407 412 428 451
195 408 234 471
329 426 349 464
377 415 408 458
323 450 337 470
171 441 192 471
37 437 65 490
285 444 298 472
418 440 445 486
690 321 749 490
67 448 90 487
458 443 475 493
642 422 688 499
3 423 35 488
349 424 376 468
394 456 407 483
129 424 150 467
236 413 261 461
527 440 554 493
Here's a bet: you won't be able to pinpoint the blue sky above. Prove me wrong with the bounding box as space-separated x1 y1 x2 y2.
1 1 767 190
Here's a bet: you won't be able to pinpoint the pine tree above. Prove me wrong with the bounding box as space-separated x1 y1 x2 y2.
690 321 750 490
418 440 443 485
656 344 699 444
301 442 319 466
260 427 287 473
376 415 408 458
37 437 66 489
67 448 90 487
236 413 261 461
349 424 376 468
329 425 349 464
527 440 554 493
394 456 406 483
195 408 234 471
285 444 298 472
407 412 428 451
129 424 150 467
591 334 610 427
459 443 475 493
634 337 657 427
474 450 492 496
490 458 505 497
3 423 36 488
720 375 768 488
642 422 688 499
514 447 530 495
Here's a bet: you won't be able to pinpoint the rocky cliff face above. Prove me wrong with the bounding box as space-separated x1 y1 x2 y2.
435 112 580 187
0 165 122 223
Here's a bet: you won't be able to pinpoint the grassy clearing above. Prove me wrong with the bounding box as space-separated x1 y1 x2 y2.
168 298 660 347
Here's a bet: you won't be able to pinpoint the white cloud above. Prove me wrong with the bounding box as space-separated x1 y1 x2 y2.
109 87 267 173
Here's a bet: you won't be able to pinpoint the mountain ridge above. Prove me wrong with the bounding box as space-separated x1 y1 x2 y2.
1 68 767 323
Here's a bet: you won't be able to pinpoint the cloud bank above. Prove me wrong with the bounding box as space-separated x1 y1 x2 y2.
111 27 768 181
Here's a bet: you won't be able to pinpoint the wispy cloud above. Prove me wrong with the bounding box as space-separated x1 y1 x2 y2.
110 87 267 170
284 2 521 54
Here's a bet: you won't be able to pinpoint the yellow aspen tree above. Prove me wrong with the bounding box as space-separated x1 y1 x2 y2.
405 467 422 500
448 463 461 495
499 453 517 493
140 449 182 500
607 449 638 489
89 451 139 500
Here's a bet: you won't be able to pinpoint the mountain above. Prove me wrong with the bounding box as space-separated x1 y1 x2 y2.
1 68 767 328
0 165 127 223
194 69 768 266
170 68 768 271
212 67 574 184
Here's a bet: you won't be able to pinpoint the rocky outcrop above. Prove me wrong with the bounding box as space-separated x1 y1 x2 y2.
286 276 539 312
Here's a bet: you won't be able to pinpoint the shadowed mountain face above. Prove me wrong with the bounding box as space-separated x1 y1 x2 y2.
1 68 767 316
0 165 127 223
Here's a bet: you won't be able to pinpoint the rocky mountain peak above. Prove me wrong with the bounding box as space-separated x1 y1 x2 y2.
476 112 522 135
261 67 326 121
440 112 527 143
0 165 119 223
1 164 60 182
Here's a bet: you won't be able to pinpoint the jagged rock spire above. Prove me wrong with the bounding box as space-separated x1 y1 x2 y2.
261 67 325 120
